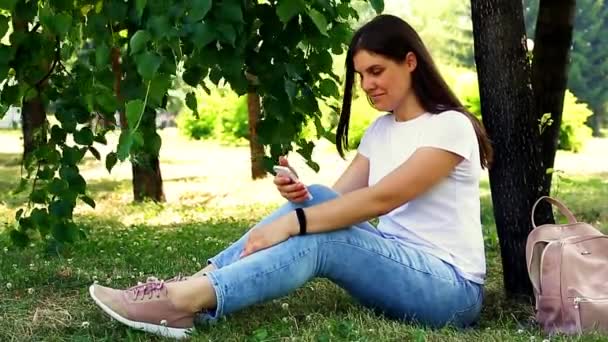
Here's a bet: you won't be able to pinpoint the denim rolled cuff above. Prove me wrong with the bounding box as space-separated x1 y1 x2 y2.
194 271 224 324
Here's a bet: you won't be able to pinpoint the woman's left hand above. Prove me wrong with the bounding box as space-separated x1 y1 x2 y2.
240 214 296 258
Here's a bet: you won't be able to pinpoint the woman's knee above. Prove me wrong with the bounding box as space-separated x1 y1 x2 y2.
306 184 339 202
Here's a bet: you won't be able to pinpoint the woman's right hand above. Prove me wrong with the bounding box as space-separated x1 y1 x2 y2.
274 156 310 203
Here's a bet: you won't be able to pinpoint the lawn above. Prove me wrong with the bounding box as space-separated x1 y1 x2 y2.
1 129 607 341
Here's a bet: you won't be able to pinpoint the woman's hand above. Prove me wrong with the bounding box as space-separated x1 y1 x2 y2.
240 213 297 258
274 156 310 203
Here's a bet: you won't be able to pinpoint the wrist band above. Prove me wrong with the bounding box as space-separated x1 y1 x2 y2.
295 208 307 235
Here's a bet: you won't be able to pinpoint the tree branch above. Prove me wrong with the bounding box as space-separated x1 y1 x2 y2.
35 37 61 89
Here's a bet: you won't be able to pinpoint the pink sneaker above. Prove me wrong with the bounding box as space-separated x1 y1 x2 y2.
145 274 190 284
89 280 194 339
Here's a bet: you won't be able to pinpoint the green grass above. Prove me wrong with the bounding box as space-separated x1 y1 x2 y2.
1 150 608 341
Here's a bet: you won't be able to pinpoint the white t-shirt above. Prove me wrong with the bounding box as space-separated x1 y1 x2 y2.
358 110 485 284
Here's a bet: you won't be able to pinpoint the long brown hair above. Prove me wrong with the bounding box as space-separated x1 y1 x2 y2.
337 14 493 169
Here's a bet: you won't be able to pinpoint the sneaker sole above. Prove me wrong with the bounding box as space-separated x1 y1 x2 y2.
89 285 193 339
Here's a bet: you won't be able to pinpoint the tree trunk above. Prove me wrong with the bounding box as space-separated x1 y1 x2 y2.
471 0 548 299
589 111 602 137
21 94 47 162
132 154 165 202
531 0 576 210
111 47 164 202
247 88 266 179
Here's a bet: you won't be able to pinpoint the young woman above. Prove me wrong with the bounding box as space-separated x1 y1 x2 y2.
89 14 493 339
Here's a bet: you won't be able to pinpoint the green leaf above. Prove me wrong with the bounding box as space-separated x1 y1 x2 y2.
130 30 151 55
30 208 49 233
0 44 12 65
216 23 236 46
61 146 84 165
148 73 172 107
217 0 243 23
88 146 101 160
1 85 20 106
105 152 117 172
74 127 94 146
15 208 24 221
319 78 339 98
146 15 171 38
135 52 162 80
54 13 72 38
51 221 78 242
117 131 134 161
48 178 69 196
95 90 118 113
132 130 144 147
80 195 96 208
370 0 384 14
94 134 107 145
307 9 328 36
38 167 55 180
148 132 162 156
0 16 9 38
126 100 144 130
185 92 197 114
135 0 147 21
189 0 213 21
182 65 207 87
10 229 29 247
191 22 215 49
30 189 47 204
96 42 110 68
276 0 304 24
50 125 67 144
0 0 16 11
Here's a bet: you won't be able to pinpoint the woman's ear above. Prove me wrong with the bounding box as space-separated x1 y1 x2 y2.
405 52 417 72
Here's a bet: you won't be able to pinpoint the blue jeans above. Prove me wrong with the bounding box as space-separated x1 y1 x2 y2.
198 185 483 328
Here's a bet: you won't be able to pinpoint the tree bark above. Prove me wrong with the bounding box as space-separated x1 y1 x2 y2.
247 88 266 179
21 94 47 162
111 47 165 202
589 110 602 137
132 153 165 202
471 0 549 299
531 0 576 208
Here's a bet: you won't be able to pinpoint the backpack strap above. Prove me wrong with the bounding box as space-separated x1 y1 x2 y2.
531 196 577 228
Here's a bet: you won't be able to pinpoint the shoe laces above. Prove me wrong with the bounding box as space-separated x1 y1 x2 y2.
128 280 166 301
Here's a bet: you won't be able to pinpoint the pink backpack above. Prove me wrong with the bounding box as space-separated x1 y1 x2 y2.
526 196 608 335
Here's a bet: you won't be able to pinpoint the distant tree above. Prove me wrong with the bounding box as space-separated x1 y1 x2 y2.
407 0 475 68
525 0 608 136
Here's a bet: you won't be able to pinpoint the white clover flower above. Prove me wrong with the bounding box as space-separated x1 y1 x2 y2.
105 278 111 284
116 275 122 280
81 321 90 328
517 329 524 334
27 288 34 294
6 283 12 289
67 259 73 264
3 247 8 253
166 246 173 252
281 303 289 310
139 272 144 277
281 317 288 323
192 257 197 262
29 263 35 270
